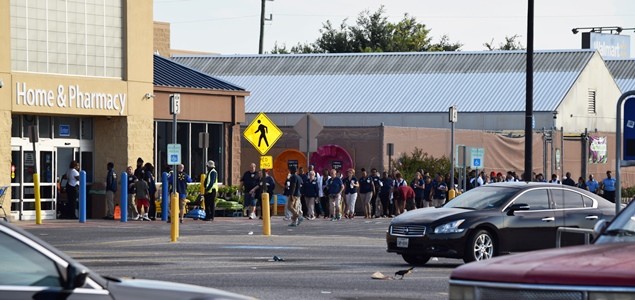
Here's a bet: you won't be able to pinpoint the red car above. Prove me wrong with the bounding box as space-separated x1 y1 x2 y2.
449 198 635 300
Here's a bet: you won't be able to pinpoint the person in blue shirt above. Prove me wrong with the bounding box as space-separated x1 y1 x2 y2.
342 169 359 219
601 170 616 203
302 170 320 220
326 168 344 221
168 164 192 223
358 169 374 219
287 166 304 226
370 168 382 218
412 172 425 209
586 174 600 194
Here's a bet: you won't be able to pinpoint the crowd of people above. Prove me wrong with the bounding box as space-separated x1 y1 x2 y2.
465 169 618 203
238 163 622 227
59 158 620 224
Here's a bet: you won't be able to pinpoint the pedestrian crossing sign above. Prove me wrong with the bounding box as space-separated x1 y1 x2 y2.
243 112 283 155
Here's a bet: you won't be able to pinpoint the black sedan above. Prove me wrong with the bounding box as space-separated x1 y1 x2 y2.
0 220 255 300
386 182 615 265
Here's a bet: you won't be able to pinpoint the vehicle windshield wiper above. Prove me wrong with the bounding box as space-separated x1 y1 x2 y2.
603 228 635 236
451 206 476 210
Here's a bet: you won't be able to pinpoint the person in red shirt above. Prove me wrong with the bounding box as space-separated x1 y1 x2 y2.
394 184 415 215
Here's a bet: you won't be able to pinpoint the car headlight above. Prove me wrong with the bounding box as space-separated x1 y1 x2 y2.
434 219 465 234
449 284 475 300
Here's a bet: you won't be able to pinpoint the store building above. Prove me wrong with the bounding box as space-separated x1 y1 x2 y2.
175 50 634 186
1 0 154 220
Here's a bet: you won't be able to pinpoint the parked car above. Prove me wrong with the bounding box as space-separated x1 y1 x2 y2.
386 182 615 265
449 196 635 300
0 220 255 300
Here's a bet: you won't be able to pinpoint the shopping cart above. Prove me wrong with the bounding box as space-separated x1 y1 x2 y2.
0 186 9 222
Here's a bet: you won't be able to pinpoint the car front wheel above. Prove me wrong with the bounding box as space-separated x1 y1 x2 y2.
464 229 495 263
402 254 431 266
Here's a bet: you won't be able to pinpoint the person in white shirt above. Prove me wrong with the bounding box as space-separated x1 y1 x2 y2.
63 161 80 219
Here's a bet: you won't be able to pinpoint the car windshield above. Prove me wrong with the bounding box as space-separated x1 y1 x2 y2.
443 186 518 210
596 201 635 244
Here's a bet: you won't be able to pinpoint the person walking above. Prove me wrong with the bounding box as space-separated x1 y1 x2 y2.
358 169 374 219
562 172 576 186
326 168 344 221
379 171 394 217
168 164 192 223
143 163 157 220
287 166 304 227
576 176 587 190
302 170 320 220
240 163 260 220
320 169 331 219
126 166 139 220
63 160 80 219
370 168 382 218
257 168 275 219
412 172 425 209
203 160 218 222
103 162 117 220
342 168 359 219
134 174 151 221
601 170 617 203
432 174 448 208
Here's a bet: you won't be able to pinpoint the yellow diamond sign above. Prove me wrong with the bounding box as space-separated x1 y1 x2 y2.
243 112 283 156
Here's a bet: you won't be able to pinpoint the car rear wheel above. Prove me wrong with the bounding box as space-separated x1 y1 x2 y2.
402 254 431 266
464 229 495 263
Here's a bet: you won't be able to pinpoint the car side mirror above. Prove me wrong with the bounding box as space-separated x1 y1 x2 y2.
506 203 530 215
593 219 609 236
65 264 88 290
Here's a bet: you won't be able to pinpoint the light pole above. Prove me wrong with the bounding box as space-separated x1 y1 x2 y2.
258 0 274 54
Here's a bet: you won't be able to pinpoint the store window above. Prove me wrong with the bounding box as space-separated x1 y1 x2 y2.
54 117 80 139
10 0 123 78
155 121 224 182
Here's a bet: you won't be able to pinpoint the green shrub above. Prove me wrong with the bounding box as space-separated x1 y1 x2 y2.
623 186 635 198
391 148 451 181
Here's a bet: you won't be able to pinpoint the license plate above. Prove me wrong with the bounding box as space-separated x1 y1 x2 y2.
397 237 409 248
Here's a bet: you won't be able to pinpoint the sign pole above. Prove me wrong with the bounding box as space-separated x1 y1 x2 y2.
169 94 181 242
449 106 457 199
306 114 310 168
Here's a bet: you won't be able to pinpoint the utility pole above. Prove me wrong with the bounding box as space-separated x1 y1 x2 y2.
259 0 273 54
524 0 534 182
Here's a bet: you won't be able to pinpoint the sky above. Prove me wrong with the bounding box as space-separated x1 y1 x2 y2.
154 0 635 57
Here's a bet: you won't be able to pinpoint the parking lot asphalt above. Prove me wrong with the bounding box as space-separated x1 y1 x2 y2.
16 216 457 300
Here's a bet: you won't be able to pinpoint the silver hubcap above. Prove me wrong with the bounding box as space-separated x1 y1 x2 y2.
473 233 493 261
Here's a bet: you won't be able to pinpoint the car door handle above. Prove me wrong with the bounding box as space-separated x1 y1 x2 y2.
585 215 599 220
541 217 555 222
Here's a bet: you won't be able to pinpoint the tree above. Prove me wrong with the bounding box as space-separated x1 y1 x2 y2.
269 6 461 53
484 34 525 51
391 148 451 183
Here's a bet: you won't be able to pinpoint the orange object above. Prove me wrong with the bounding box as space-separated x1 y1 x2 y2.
114 205 121 220
273 149 307 188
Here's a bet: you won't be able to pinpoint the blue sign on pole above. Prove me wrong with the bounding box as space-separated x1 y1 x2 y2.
625 98 635 161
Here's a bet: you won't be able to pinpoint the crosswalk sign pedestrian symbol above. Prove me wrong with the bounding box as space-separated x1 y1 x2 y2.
243 112 283 155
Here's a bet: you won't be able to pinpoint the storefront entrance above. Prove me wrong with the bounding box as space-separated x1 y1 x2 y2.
10 115 94 221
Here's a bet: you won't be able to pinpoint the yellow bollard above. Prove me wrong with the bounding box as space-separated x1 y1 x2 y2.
199 174 206 209
170 192 179 242
34 173 42 225
262 192 271 236
272 194 277 216
448 188 456 201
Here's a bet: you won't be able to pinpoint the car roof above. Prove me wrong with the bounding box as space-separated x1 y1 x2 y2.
0 220 108 287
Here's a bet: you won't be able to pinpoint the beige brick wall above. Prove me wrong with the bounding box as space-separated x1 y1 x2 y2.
153 21 171 57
